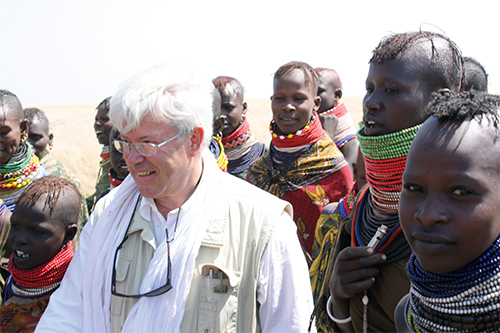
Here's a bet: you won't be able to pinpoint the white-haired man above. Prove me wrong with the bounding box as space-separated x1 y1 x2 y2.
36 66 314 332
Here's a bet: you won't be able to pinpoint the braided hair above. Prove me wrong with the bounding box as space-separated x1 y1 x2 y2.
427 91 500 132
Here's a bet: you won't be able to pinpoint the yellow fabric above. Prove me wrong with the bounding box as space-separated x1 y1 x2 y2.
309 203 342 302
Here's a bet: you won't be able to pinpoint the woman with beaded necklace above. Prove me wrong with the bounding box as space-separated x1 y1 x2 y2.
247 61 353 263
213 76 266 179
396 92 500 332
0 90 49 212
310 31 465 333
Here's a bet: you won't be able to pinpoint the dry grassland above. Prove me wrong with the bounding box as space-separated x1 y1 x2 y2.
24 96 363 197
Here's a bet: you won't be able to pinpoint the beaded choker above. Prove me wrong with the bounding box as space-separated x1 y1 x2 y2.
209 136 228 172
269 112 324 149
109 167 125 188
222 116 252 150
322 103 349 118
0 145 39 192
8 241 74 290
357 124 421 213
100 145 110 166
406 237 500 332
351 185 410 263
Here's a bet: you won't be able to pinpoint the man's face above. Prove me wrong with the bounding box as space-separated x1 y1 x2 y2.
120 114 194 205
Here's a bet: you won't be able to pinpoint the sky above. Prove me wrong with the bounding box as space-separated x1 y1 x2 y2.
1 0 498 104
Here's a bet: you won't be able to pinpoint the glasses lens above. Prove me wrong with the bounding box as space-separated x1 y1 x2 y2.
137 143 156 156
113 140 123 153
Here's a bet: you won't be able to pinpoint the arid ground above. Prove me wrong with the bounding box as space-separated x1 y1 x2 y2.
24 96 363 197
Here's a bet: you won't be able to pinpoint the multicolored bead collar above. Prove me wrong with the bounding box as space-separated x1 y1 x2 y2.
269 111 324 149
406 237 500 332
357 124 422 213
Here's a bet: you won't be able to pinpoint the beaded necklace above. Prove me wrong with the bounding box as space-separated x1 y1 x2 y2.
209 136 228 172
0 145 40 193
100 145 110 167
357 124 421 213
406 237 500 332
222 116 251 150
322 103 349 118
7 241 74 290
108 167 125 188
222 117 266 174
269 112 324 149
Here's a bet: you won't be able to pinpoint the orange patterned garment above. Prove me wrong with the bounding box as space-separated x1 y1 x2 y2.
0 292 52 332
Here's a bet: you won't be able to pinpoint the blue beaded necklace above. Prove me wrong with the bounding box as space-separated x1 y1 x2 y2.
406 236 500 332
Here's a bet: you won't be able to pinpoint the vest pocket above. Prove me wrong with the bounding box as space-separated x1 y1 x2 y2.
197 264 241 333
110 256 131 316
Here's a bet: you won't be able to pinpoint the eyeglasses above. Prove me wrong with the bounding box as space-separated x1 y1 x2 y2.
113 129 190 156
111 199 173 298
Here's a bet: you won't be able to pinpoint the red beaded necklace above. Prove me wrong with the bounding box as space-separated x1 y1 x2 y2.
269 112 324 149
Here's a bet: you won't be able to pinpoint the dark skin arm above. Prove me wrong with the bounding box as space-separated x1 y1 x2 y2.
340 139 359 176
328 246 386 332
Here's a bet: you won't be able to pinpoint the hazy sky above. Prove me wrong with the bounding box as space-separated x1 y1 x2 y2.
1 0 497 104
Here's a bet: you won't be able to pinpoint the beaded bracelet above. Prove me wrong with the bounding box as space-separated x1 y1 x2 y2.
326 296 352 324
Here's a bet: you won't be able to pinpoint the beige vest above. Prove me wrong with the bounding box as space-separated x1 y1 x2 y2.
96 175 292 333
180 175 292 333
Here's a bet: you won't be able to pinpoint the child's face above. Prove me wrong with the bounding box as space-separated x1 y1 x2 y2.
220 88 246 137
271 69 320 134
317 72 340 113
28 116 52 158
8 197 70 270
110 128 129 180
362 57 432 136
0 106 28 165
400 117 500 274
94 104 113 146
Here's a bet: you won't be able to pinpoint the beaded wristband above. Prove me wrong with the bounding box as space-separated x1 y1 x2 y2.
326 296 352 324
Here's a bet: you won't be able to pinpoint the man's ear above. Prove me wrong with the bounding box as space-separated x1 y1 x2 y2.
189 126 204 157
242 102 248 115
48 133 54 147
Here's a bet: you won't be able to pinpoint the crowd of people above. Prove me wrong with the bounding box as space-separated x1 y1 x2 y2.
0 29 496 333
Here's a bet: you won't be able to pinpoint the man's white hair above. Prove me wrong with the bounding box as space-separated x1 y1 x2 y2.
109 64 213 150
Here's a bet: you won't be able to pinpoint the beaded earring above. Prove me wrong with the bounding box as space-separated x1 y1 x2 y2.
21 132 28 145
